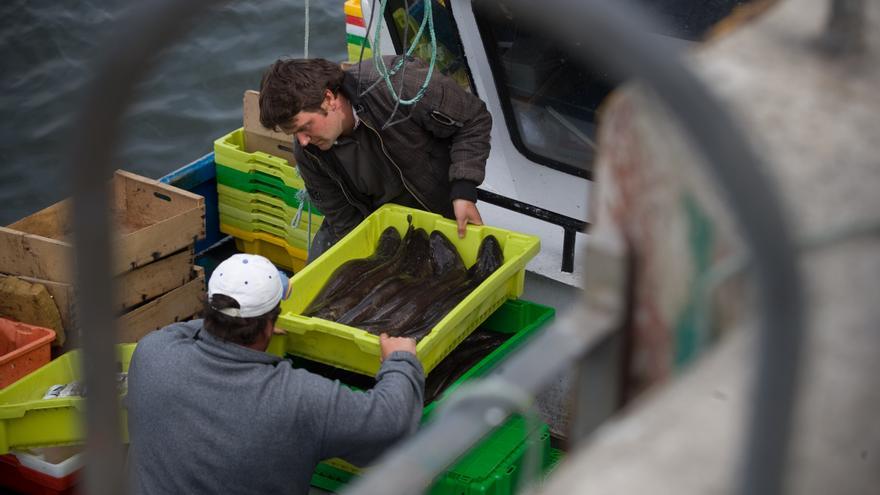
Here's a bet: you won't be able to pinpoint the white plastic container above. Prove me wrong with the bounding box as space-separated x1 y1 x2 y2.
13 445 84 478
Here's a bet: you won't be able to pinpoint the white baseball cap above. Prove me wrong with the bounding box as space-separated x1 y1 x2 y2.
207 254 292 318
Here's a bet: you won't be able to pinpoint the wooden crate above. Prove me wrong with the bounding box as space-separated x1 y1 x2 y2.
10 265 205 347
0 170 205 284
242 90 296 164
14 248 195 329
117 266 205 343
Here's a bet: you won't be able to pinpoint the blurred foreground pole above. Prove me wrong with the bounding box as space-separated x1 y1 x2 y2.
68 1 222 493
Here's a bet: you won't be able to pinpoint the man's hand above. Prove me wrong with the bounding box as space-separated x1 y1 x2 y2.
380 333 417 361
453 199 483 239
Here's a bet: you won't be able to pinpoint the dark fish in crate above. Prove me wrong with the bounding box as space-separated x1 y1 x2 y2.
337 227 433 325
357 230 468 336
306 225 423 321
423 328 511 403
399 234 504 341
303 226 401 315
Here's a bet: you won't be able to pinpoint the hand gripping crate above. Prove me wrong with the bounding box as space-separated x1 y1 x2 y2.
275 204 540 377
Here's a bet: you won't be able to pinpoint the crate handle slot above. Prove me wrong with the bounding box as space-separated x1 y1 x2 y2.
153 192 172 202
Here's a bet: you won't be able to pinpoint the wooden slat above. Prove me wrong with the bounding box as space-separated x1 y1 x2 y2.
117 207 205 273
0 170 204 282
117 266 205 343
118 169 204 225
6 199 71 241
116 248 195 311
243 131 296 164
0 274 66 347
242 90 291 140
0 227 73 283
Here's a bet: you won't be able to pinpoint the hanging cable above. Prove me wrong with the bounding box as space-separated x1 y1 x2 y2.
356 0 381 96
382 0 414 129
303 0 310 58
368 0 438 107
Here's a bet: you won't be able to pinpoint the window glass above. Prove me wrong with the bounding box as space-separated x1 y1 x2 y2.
383 0 473 91
473 0 752 177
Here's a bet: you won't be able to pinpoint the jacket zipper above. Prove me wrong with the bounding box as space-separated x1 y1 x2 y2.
303 148 360 211
359 119 433 213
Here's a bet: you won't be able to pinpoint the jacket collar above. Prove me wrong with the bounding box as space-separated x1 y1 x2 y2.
194 323 282 366
341 71 366 116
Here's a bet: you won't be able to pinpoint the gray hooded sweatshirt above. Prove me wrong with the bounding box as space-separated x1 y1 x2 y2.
126 319 424 494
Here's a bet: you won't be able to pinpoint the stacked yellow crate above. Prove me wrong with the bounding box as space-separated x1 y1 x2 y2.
214 91 323 272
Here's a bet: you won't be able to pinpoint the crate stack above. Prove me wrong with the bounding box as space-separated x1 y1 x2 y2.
214 90 323 273
313 416 557 494
0 170 206 348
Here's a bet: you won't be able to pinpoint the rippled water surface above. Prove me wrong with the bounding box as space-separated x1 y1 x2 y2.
0 0 345 224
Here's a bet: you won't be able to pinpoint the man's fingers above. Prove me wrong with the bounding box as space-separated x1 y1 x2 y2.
457 217 467 239
471 207 484 226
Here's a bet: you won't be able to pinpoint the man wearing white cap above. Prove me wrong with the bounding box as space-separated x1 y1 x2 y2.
127 253 424 494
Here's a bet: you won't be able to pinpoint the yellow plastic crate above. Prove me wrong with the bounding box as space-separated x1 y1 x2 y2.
0 345 136 453
218 185 323 251
276 204 540 376
214 128 303 189
218 184 322 224
221 222 310 273
219 209 317 255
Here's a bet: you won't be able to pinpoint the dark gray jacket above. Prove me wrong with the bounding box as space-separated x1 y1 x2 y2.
126 320 424 495
294 56 492 242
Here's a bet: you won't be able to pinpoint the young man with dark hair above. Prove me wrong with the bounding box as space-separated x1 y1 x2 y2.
259 56 492 259
127 253 424 494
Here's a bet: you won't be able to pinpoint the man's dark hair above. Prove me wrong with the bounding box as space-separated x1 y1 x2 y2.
259 58 346 131
202 294 281 346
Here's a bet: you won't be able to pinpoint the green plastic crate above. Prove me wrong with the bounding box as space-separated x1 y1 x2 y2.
0 345 136 453
276 204 541 377
312 299 554 479
216 164 304 208
214 128 303 189
312 419 552 495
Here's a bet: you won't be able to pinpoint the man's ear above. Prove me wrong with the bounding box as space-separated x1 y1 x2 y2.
323 89 338 111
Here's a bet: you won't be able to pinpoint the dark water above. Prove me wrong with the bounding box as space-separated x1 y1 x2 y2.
0 0 345 225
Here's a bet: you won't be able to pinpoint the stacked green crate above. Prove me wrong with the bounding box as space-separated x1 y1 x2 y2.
214 128 323 272
309 300 563 495
312 418 555 494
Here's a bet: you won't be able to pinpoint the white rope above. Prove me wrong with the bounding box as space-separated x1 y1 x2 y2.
303 0 310 58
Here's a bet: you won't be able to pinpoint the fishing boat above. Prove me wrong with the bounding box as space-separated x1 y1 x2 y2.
2 0 877 493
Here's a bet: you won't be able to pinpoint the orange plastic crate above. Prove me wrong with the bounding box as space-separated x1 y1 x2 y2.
0 318 56 388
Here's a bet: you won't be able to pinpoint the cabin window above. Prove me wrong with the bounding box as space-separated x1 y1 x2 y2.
472 0 752 179
381 0 475 92
472 1 613 178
